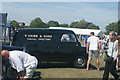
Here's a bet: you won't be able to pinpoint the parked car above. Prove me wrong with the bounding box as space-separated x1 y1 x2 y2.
1 44 27 66
12 28 88 68
1 44 27 64
1 44 27 51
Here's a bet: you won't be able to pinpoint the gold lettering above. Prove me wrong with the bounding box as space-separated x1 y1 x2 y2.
24 34 52 38
27 38 37 40
38 38 44 40
25 34 27 37
39 35 42 37
26 35 38 37
45 38 51 40
44 35 52 38
35 35 38 37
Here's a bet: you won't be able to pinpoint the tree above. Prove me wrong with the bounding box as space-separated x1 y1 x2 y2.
70 22 79 28
117 20 120 35
77 19 89 29
59 24 69 27
29 17 48 28
10 20 19 28
105 22 119 34
70 19 99 29
47 20 59 27
87 24 99 30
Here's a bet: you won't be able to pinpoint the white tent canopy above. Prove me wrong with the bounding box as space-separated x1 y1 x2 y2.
49 27 103 37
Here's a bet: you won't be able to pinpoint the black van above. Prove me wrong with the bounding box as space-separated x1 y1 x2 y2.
12 28 87 68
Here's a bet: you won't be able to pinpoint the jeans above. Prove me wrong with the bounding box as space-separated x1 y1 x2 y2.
103 60 119 80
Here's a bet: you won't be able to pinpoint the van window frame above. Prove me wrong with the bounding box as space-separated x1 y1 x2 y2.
61 34 77 42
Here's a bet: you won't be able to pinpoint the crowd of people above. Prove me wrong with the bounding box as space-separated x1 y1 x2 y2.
84 31 119 80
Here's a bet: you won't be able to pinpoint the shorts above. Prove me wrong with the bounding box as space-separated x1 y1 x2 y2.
88 50 99 59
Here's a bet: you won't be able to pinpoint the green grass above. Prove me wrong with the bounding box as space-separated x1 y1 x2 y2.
36 55 116 78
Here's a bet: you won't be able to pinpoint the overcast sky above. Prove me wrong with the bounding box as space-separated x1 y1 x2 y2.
0 1 119 31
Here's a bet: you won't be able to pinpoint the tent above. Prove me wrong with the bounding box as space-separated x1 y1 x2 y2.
49 27 103 38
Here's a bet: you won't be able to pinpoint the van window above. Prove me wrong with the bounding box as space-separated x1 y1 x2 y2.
61 34 76 42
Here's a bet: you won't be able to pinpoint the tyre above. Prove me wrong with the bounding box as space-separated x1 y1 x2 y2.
74 56 87 68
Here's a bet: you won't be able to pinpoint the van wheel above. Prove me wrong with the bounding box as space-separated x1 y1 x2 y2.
74 56 86 68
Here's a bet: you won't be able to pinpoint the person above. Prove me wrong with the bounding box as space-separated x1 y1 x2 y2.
99 37 103 56
84 35 89 47
102 37 108 51
1 50 38 80
115 39 119 70
86 32 100 70
103 31 119 80
81 35 85 47
99 37 108 56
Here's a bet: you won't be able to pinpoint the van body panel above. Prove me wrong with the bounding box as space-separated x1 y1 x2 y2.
12 28 87 68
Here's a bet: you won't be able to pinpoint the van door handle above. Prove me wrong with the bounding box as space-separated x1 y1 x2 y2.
76 44 79 46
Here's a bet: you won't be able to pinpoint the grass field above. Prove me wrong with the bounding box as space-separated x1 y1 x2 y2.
35 55 119 79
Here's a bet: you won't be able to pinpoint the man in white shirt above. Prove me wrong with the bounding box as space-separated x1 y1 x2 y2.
1 50 38 80
86 32 100 70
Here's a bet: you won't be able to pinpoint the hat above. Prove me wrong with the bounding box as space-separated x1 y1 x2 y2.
90 32 94 35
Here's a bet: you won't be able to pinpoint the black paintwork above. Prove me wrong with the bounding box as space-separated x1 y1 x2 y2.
12 28 87 67
1 44 26 51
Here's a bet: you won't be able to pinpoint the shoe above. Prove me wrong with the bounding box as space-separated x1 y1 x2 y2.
86 68 89 70
97 68 100 71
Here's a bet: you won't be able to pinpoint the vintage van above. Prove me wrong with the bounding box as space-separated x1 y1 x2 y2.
12 28 87 68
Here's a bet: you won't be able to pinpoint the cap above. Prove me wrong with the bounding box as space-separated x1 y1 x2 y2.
90 32 94 35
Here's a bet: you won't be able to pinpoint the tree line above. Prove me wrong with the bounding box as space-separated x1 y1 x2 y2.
10 17 120 35
10 17 99 29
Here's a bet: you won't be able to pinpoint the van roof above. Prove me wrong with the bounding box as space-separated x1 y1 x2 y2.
16 28 74 33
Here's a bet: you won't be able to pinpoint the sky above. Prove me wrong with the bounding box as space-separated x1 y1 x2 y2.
0 1 119 31
1 0 120 2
